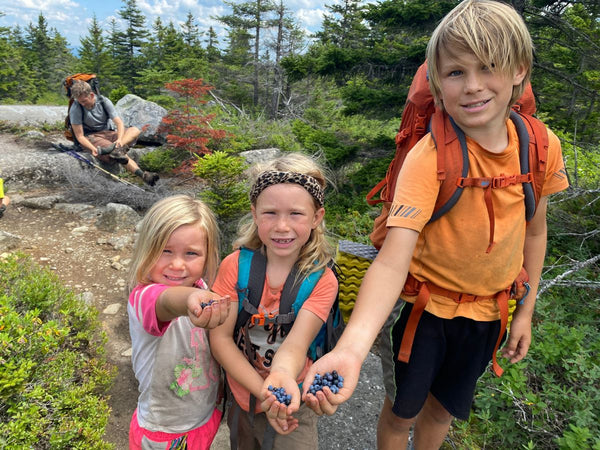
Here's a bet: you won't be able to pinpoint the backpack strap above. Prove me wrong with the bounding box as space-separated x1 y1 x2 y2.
429 112 469 222
515 111 548 220
440 112 544 253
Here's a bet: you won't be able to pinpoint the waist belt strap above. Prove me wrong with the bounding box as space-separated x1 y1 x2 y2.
398 274 510 377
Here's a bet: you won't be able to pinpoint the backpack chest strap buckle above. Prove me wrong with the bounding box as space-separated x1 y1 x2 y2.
250 311 296 326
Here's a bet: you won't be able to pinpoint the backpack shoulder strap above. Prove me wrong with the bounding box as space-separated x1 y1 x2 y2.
429 111 469 222
278 265 325 334
235 248 266 332
510 111 549 221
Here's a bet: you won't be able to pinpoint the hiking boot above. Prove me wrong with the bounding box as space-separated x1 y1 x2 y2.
108 145 129 165
97 143 116 155
141 171 159 186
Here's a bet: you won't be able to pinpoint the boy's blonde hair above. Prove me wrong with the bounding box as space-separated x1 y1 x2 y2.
426 0 533 111
129 195 220 290
234 152 334 276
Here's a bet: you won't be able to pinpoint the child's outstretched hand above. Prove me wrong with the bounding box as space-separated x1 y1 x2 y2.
260 371 300 435
187 292 230 329
302 348 361 408
303 388 338 416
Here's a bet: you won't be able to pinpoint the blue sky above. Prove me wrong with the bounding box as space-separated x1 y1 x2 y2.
0 0 335 50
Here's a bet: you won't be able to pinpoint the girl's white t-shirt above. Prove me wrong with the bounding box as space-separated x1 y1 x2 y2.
128 280 220 433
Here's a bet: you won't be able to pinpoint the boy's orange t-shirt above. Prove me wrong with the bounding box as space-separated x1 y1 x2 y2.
212 250 338 412
387 119 569 321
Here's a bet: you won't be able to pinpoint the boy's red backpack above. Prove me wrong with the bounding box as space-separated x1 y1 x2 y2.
63 73 103 142
366 62 548 250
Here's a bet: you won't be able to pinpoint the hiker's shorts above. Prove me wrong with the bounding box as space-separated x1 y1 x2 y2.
129 407 221 450
379 299 503 420
86 130 120 164
227 401 318 450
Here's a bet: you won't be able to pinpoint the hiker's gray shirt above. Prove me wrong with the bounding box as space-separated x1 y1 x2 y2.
69 96 118 134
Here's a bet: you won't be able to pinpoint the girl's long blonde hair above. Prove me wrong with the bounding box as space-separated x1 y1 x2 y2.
128 195 220 290
234 152 334 276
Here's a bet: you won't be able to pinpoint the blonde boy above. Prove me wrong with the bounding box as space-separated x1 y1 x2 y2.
303 1 569 448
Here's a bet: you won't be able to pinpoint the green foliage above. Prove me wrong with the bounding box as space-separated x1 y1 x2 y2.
214 113 304 154
192 151 250 250
108 85 129 105
0 253 115 449
138 147 179 172
146 94 177 110
292 120 358 168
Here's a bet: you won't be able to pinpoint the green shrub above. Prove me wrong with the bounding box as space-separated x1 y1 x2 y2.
291 120 358 168
146 94 178 110
139 147 179 173
0 253 115 449
109 86 129 105
193 151 250 252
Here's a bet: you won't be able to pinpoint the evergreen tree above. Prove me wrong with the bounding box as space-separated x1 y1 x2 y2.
0 14 34 102
205 26 220 63
218 0 277 107
181 11 200 50
78 15 117 92
116 0 149 92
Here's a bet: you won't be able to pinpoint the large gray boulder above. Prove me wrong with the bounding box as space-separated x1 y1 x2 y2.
115 94 167 145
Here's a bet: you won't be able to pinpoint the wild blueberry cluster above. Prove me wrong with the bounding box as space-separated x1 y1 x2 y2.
268 385 292 406
200 299 217 309
308 371 344 395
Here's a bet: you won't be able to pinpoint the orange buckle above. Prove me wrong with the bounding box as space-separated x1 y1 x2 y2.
250 313 276 326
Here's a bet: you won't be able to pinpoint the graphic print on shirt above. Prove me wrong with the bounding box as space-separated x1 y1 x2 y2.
236 322 288 378
170 327 219 397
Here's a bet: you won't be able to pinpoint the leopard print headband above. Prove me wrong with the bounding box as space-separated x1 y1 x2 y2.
249 170 324 207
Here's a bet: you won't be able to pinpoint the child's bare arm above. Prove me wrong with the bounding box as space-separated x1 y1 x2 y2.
303 227 419 404
502 196 548 363
155 286 229 328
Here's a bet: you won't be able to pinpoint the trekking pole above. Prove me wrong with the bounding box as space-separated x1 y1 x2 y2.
52 143 145 191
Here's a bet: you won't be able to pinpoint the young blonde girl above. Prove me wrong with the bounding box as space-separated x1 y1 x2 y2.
127 194 230 450
209 153 338 449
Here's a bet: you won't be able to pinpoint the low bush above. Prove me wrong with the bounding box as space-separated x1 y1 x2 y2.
0 253 116 449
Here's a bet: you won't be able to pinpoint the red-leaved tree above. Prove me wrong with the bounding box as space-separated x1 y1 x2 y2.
159 79 227 163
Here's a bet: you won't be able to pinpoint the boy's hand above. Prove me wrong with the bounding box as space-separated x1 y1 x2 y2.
260 371 300 434
260 394 300 435
501 313 532 363
304 388 338 416
302 348 361 407
188 293 230 329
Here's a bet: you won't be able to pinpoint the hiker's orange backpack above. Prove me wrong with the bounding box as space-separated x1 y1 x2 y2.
63 73 103 142
366 62 548 250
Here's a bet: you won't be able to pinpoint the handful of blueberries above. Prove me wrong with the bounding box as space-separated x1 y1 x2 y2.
200 299 217 309
308 371 344 395
268 385 292 406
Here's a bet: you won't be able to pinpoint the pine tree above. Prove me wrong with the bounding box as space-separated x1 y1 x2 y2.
218 0 277 107
116 0 149 92
78 15 117 92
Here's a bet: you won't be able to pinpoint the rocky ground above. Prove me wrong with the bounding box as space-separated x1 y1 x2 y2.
0 117 385 449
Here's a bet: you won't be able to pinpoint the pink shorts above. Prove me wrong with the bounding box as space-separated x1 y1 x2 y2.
129 407 222 450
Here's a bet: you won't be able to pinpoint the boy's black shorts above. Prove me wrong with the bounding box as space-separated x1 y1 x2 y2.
379 300 503 420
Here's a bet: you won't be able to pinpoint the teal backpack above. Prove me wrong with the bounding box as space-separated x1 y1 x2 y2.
234 247 344 362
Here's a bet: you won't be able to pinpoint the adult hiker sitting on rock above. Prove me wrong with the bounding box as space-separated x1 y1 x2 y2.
69 80 159 186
